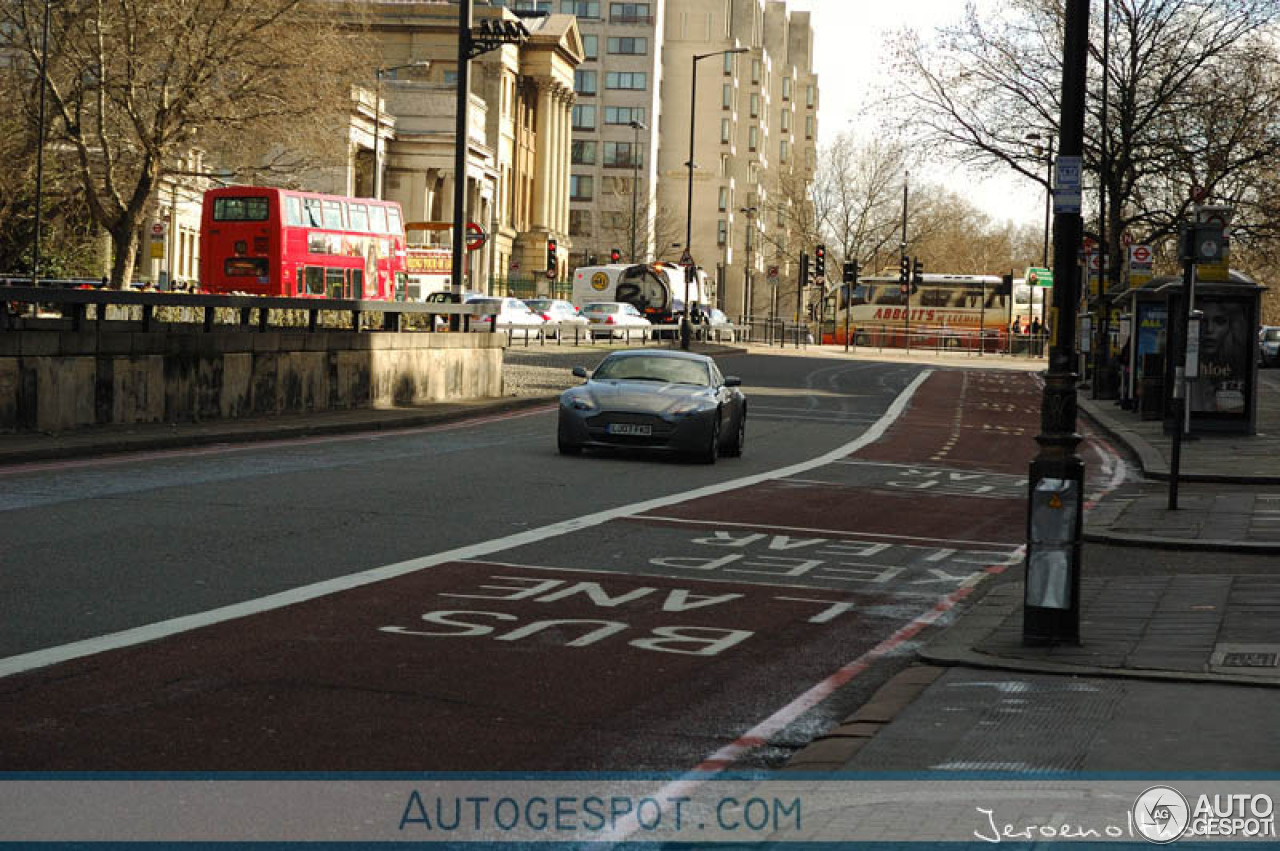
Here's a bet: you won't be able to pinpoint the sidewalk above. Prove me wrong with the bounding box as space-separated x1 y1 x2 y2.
786 368 1280 774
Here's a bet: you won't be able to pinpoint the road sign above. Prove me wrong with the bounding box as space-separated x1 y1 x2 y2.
1026 267 1053 287
1130 244 1152 266
680 249 694 266
1121 231 1134 247
767 265 779 279
1054 155 1083 214
1081 236 1097 253
465 222 486 252
150 222 167 238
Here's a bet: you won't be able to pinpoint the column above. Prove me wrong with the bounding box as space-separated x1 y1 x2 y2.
533 82 554 231
548 86 564 238
559 92 572 236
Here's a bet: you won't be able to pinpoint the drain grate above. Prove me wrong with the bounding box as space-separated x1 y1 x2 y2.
1221 652 1279 668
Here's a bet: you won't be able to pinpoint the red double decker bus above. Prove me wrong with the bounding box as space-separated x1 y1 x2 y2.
199 186 409 300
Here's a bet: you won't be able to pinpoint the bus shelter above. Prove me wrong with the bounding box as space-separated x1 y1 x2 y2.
1152 270 1265 435
1116 277 1171 420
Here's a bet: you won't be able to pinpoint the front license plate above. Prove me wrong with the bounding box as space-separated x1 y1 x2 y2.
608 423 652 436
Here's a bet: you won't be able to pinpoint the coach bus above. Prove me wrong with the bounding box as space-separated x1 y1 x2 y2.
820 273 1013 350
199 186 408 300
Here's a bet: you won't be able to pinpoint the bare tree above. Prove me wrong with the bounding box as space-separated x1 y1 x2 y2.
0 0 371 287
812 132 911 273
887 0 1280 285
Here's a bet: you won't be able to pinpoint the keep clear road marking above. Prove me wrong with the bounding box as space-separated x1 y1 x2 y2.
0 370 936 681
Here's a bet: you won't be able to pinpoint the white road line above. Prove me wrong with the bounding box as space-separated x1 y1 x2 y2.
632 515 1019 549
0 370 935 680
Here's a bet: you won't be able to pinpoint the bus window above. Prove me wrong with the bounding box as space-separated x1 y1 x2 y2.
213 196 269 221
303 267 325 296
387 207 403 236
225 257 268 277
369 205 388 234
326 267 345 298
874 286 906 307
349 204 369 233
351 269 364 299
304 199 325 228
919 287 949 308
284 195 304 227
322 200 344 230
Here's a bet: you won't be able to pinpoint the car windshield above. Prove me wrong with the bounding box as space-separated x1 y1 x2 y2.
593 356 711 386
1265 329 1280 342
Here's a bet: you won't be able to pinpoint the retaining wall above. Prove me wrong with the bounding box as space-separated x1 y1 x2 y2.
0 328 504 433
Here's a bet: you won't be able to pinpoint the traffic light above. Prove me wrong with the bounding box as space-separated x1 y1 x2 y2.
610 248 622 263
898 256 910 284
912 258 924 292
546 239 557 273
814 244 826 280
842 260 859 285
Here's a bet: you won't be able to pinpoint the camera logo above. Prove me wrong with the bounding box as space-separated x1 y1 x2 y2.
1133 786 1190 843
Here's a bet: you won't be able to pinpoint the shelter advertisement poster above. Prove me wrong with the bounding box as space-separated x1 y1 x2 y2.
1134 302 1167 379
1188 295 1250 416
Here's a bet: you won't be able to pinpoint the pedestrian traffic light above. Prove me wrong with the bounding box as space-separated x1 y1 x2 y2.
842 260 859 284
547 239 557 273
898 256 910 284
814 244 826 280
610 248 622 263
912 258 924 290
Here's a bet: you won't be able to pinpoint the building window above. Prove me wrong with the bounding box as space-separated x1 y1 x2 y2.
443 70 458 85
722 51 734 75
782 77 792 101
722 84 732 110
748 125 757 152
570 175 594 201
717 219 727 245
572 140 597 165
510 0 552 10
604 106 644 124
780 139 789 163
575 69 597 95
609 2 650 23
603 141 641 167
749 93 759 118
602 211 629 230
570 209 593 237
805 114 814 140
607 36 647 54
605 71 647 90
720 118 730 144
572 104 596 129
561 0 600 16
780 110 790 133
581 34 598 59
718 187 728 212
751 59 761 84
807 84 815 107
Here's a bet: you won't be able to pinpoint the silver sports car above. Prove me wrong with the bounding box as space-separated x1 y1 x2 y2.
557 349 746 463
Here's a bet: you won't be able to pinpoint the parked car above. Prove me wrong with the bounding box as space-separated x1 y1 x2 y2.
424 290 484 329
581 301 652 340
557 349 746 463
1260 326 1280 368
464 296 547 336
525 298 590 340
705 308 737 342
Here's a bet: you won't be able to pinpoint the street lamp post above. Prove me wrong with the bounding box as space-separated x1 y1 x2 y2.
683 46 748 350
373 61 429 201
1023 0 1090 647
628 119 645 263
31 0 52 284
740 206 756 325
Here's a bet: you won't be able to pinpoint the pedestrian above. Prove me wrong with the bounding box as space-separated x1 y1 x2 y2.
1030 316 1043 355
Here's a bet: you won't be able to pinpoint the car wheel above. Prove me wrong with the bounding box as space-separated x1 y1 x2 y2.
697 414 721 465
557 424 581 455
723 409 745 457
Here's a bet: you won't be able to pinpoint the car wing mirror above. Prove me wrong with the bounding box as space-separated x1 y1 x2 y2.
723 376 742 387
572 366 589 379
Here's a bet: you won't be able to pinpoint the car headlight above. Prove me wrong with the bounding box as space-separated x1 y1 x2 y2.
669 400 711 417
564 394 597 411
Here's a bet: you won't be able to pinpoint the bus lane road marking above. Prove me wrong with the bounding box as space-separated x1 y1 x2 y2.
0 371 934 681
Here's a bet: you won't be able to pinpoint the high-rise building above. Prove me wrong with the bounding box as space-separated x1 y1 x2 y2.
498 0 817 315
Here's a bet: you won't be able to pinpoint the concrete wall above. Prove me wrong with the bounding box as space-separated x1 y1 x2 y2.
0 329 504 433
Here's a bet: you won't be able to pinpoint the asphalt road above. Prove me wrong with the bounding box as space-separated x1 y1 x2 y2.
0 353 1127 772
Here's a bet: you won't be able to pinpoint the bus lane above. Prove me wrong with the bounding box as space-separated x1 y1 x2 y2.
0 369 1124 774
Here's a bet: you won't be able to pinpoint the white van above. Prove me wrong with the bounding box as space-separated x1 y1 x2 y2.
570 262 711 325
